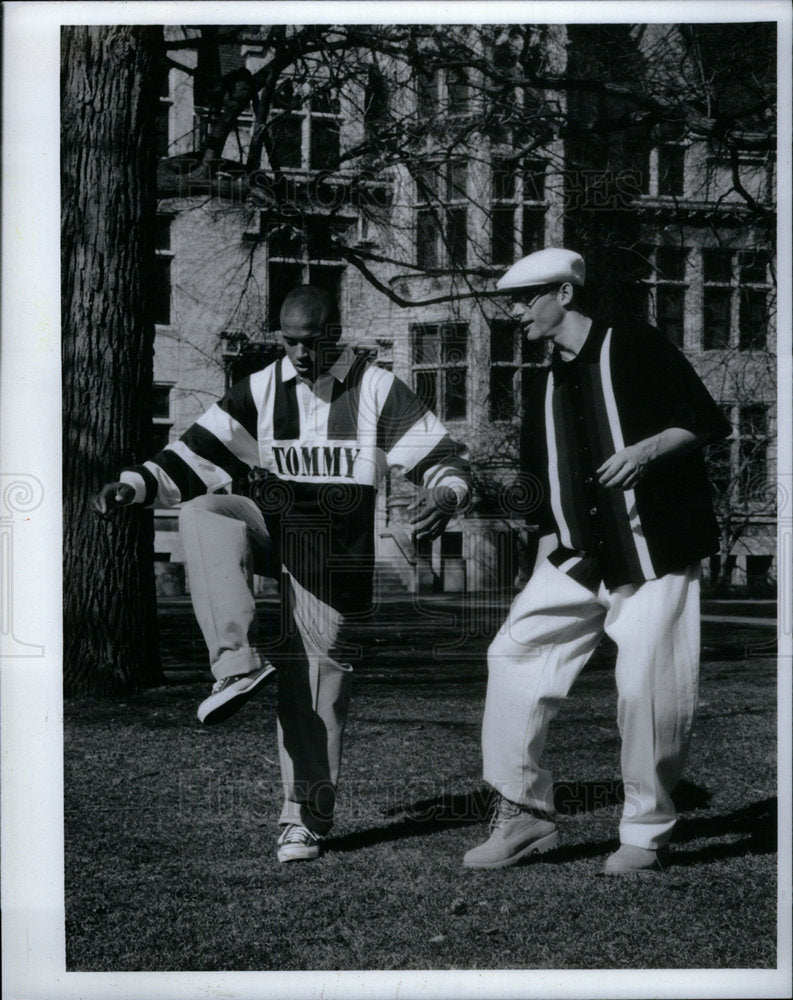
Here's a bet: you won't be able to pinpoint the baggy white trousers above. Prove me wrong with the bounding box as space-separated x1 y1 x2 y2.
179 494 353 835
482 558 701 849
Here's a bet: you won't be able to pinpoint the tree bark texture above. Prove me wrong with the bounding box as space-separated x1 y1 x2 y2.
62 25 164 694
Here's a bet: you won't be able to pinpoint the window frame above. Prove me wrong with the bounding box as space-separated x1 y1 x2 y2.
490 157 546 266
410 322 469 422
263 216 350 330
415 160 469 269
635 244 689 346
416 66 470 118
737 402 770 504
657 143 686 198
153 214 174 328
488 316 547 421
702 248 770 351
262 76 344 174
156 67 173 159
151 383 174 453
707 401 772 509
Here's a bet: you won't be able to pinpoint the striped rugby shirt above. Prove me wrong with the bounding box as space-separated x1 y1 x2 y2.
121 345 470 611
523 317 731 591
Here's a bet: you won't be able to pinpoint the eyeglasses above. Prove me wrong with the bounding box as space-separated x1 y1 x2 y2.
509 284 560 308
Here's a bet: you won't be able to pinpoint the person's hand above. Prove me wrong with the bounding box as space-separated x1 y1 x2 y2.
408 485 460 541
92 482 136 516
597 442 654 490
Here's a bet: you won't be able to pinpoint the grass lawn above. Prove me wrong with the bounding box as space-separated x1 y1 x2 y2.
63 605 778 972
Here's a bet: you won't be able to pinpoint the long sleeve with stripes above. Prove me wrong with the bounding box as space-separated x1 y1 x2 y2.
120 351 470 507
120 376 262 507
119 350 469 611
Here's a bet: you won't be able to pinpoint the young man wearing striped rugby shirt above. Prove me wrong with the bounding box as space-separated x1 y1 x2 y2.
463 248 730 874
94 285 470 862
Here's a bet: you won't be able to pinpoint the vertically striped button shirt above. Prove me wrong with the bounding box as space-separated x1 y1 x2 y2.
524 317 731 590
121 346 470 610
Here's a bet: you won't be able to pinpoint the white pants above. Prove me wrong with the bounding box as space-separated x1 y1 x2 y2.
179 494 353 835
482 558 700 849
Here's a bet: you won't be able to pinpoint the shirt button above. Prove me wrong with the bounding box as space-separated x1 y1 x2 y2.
589 507 598 516
585 476 594 485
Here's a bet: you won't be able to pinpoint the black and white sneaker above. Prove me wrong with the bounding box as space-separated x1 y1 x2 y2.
197 661 276 725
277 823 323 863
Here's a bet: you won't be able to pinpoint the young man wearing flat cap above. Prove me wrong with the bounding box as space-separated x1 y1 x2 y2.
463 247 730 873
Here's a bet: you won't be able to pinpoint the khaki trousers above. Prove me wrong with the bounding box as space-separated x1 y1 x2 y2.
179 494 353 835
482 558 700 849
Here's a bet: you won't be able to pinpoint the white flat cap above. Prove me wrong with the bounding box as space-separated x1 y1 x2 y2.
496 247 586 292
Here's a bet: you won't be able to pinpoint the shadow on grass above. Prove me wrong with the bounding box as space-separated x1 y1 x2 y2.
323 782 617 863
671 795 777 864
552 778 711 815
325 786 494 853
326 781 774 867
325 779 711 854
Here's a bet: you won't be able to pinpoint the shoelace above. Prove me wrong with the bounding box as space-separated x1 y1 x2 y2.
489 797 524 832
211 665 272 695
279 824 320 846
210 673 246 694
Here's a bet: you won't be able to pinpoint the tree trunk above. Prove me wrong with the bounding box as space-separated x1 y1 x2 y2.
62 25 164 694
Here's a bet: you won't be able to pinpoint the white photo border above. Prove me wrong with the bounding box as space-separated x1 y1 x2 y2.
2 2 791 998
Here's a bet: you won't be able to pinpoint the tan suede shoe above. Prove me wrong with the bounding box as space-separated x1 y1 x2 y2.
463 796 559 869
603 844 667 875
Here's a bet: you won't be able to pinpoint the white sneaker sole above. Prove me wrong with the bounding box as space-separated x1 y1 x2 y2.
277 846 322 863
197 663 276 725
463 829 560 869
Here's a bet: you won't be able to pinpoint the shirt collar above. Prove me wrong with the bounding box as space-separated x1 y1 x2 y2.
551 318 606 372
281 344 356 384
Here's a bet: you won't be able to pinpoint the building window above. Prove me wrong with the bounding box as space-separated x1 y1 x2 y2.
706 404 734 499
657 144 685 197
153 215 173 326
745 554 773 592
364 65 389 141
738 403 769 503
151 384 173 452
441 531 463 557
418 70 439 119
155 67 172 158
491 158 546 264
636 245 688 345
707 402 770 507
308 85 342 170
624 144 686 199
702 249 770 351
654 247 687 346
703 249 733 349
222 335 283 387
264 217 348 329
411 323 468 421
738 250 769 350
417 67 469 118
624 141 651 196
264 78 342 172
416 161 468 269
489 318 546 420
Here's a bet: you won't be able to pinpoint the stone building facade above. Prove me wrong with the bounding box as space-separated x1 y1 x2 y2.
149 24 777 598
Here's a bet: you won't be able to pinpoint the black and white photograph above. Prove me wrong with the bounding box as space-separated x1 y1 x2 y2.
2 2 792 998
